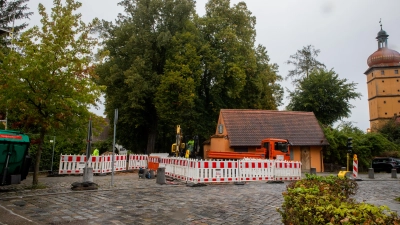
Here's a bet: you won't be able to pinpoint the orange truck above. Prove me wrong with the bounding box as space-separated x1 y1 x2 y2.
207 138 291 160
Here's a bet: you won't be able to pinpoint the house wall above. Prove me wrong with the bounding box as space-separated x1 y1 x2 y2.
292 146 324 172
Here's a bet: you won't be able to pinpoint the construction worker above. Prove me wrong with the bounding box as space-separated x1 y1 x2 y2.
92 148 99 156
187 139 194 158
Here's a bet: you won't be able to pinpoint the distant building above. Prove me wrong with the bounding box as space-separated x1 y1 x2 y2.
365 23 400 130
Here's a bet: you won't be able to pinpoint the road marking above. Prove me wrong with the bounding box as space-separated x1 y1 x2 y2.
0 204 37 224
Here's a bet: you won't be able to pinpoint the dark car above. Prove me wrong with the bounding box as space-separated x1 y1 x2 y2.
372 157 400 173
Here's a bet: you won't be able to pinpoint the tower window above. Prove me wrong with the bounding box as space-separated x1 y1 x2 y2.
384 101 386 104
385 112 388 115
382 80 384 82
383 90 385 92
395 70 399 74
381 70 385 75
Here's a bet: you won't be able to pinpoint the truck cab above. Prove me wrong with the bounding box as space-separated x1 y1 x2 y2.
257 138 290 161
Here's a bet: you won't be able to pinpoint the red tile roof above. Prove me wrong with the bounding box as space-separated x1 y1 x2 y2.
221 109 328 147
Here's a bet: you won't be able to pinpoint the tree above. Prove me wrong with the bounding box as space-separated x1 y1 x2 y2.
323 122 399 171
0 0 101 185
97 0 198 154
97 0 283 153
0 0 33 45
377 117 400 145
286 45 326 84
287 69 361 125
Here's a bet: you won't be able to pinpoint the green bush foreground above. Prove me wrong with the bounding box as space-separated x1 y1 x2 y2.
277 174 400 225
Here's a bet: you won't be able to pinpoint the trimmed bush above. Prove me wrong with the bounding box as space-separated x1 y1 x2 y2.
278 174 400 224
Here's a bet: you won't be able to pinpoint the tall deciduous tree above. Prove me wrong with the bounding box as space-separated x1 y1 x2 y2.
97 0 198 154
97 0 283 153
286 45 326 84
0 0 101 185
287 69 361 125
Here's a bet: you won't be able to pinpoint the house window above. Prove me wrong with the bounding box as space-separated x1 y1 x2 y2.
384 101 386 104
385 112 388 115
218 124 223 134
395 70 399 74
381 70 385 75
382 80 384 82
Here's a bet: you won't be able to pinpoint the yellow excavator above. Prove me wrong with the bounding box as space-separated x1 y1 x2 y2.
171 125 199 158
171 125 185 157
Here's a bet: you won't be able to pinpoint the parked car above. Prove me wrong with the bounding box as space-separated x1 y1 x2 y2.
372 157 400 173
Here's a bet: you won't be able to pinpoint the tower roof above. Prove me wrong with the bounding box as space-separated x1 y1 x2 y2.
367 22 400 67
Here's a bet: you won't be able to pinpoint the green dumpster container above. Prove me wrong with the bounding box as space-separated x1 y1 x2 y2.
0 130 30 185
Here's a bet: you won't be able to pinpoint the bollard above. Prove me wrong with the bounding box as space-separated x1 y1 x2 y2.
149 170 155 179
391 169 397 178
310 168 316 175
156 167 166 184
368 168 374 179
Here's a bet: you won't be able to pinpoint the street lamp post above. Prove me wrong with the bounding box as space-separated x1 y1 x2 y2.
50 136 56 172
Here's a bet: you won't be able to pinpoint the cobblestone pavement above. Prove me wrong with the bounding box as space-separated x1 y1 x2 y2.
0 172 399 225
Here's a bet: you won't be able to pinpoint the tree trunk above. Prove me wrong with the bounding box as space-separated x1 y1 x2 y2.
146 118 157 154
32 130 45 186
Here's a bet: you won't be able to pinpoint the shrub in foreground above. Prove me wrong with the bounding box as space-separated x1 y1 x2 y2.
278 174 400 224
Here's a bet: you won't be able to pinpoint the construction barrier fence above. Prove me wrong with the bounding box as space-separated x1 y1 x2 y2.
58 154 301 182
59 154 148 175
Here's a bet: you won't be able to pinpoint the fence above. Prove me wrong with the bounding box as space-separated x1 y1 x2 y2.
58 154 302 183
59 154 147 175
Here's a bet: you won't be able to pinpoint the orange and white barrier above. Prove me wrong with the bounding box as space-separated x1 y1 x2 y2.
59 154 145 174
274 161 302 181
128 154 148 169
239 159 274 181
59 154 302 182
59 155 87 174
101 155 127 173
164 157 301 183
353 154 358 179
188 159 240 183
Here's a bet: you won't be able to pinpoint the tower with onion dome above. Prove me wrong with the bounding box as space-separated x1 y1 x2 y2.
365 21 400 130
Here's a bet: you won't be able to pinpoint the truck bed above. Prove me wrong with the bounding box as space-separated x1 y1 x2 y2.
207 151 265 159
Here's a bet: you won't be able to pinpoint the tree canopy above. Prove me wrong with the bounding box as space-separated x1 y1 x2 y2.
286 45 326 84
0 0 33 44
287 68 361 126
96 0 283 153
0 0 102 185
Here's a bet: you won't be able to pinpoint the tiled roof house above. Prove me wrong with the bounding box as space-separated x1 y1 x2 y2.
204 109 329 172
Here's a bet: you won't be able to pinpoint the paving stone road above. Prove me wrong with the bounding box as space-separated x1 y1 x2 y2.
0 172 399 225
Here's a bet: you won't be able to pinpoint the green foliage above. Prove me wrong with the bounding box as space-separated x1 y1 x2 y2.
0 0 33 47
287 69 361 125
323 123 400 170
378 118 400 145
28 134 86 172
97 0 283 153
0 0 101 185
285 45 326 84
278 175 400 225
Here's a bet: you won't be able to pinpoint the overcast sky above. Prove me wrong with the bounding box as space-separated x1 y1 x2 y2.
26 0 400 132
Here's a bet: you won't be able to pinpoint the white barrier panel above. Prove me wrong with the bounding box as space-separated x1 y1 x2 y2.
239 159 274 181
162 157 301 183
188 159 240 183
87 156 103 173
274 161 302 181
59 155 86 174
128 154 148 169
59 154 133 174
